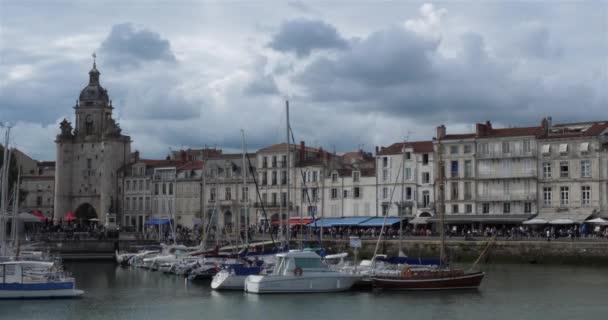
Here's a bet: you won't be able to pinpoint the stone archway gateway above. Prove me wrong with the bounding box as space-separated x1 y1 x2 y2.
74 203 98 222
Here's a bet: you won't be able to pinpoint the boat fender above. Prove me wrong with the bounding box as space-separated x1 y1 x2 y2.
294 267 303 276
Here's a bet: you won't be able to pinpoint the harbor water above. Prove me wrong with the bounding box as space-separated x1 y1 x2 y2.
1 261 607 320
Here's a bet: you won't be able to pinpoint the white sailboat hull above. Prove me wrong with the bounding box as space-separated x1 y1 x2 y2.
211 272 247 290
244 273 358 293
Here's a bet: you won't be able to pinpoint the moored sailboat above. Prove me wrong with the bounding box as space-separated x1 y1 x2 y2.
372 132 487 290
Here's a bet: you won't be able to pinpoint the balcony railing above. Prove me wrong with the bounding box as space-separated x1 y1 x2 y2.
477 169 537 179
476 193 537 202
477 150 536 159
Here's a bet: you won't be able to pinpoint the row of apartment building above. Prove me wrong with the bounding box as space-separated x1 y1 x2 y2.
18 117 608 231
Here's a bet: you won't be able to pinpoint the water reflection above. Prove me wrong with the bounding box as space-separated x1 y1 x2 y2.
1 261 607 320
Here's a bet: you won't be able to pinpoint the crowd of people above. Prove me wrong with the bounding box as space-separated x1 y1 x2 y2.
20 220 608 243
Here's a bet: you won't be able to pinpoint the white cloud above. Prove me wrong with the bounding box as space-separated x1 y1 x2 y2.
404 3 447 41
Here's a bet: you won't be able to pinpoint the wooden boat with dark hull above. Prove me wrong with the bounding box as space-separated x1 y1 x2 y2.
372 268 484 290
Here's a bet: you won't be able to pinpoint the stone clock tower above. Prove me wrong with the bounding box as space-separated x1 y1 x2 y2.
54 58 131 223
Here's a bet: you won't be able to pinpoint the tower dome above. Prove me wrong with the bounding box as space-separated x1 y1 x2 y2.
78 56 109 105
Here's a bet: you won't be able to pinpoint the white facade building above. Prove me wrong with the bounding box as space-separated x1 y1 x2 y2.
375 141 435 219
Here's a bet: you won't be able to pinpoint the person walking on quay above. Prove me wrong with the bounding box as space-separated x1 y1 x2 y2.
546 229 551 242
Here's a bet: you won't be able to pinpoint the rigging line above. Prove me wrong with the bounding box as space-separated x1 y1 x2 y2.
289 127 323 248
371 156 405 271
245 152 277 249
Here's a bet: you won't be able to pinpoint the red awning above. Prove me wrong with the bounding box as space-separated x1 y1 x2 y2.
271 218 314 226
63 211 77 222
32 210 46 221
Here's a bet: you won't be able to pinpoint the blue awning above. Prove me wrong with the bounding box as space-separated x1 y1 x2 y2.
358 217 405 227
307 218 342 227
145 218 171 225
331 217 373 226
307 217 374 227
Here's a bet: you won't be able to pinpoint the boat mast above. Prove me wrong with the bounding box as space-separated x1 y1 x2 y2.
285 100 291 246
241 129 249 247
200 145 207 251
399 139 406 257
437 135 446 266
11 167 21 252
1 125 12 257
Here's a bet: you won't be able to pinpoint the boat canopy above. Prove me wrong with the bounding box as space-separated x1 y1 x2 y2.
358 217 404 227
145 218 171 225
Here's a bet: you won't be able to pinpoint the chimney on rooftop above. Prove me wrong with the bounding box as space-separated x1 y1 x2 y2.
300 141 305 162
436 125 447 140
541 116 553 135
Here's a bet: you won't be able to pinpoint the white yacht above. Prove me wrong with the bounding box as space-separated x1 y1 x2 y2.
0 261 84 298
244 251 359 293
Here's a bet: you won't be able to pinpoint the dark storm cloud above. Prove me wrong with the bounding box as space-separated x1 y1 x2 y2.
0 58 85 125
268 19 348 57
293 24 605 126
98 23 176 69
298 26 437 88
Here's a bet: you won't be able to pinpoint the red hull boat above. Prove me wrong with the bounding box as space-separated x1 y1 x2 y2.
372 269 485 290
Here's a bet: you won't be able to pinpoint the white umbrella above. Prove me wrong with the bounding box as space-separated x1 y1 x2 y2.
585 217 608 225
17 212 43 223
523 218 548 225
549 218 575 225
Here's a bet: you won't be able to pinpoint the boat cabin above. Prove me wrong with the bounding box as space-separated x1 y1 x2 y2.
272 251 326 275
0 261 55 284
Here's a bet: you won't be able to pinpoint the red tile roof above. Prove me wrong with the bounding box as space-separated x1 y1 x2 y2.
377 141 434 155
177 161 204 170
477 126 543 139
442 133 476 140
258 143 319 153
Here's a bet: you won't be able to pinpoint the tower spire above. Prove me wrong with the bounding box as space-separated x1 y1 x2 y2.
88 52 100 85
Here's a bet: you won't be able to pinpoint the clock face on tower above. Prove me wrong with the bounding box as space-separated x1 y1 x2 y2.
85 114 94 135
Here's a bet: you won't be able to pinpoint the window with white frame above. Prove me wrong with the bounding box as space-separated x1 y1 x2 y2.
331 172 338 182
422 172 430 184
405 168 412 180
450 145 458 154
482 203 490 214
523 140 531 153
225 187 231 200
560 186 569 206
452 204 459 214
465 204 473 214
543 187 552 206
353 187 361 199
559 143 568 155
382 169 389 182
580 142 589 155
343 189 348 199
560 161 569 178
382 187 388 199
543 162 552 178
503 203 511 214
524 202 532 213
581 186 591 206
502 142 510 154
382 157 388 168
353 171 360 182
330 188 338 200
581 160 591 178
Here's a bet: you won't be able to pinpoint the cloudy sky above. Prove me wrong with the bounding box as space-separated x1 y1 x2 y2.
1 0 606 160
